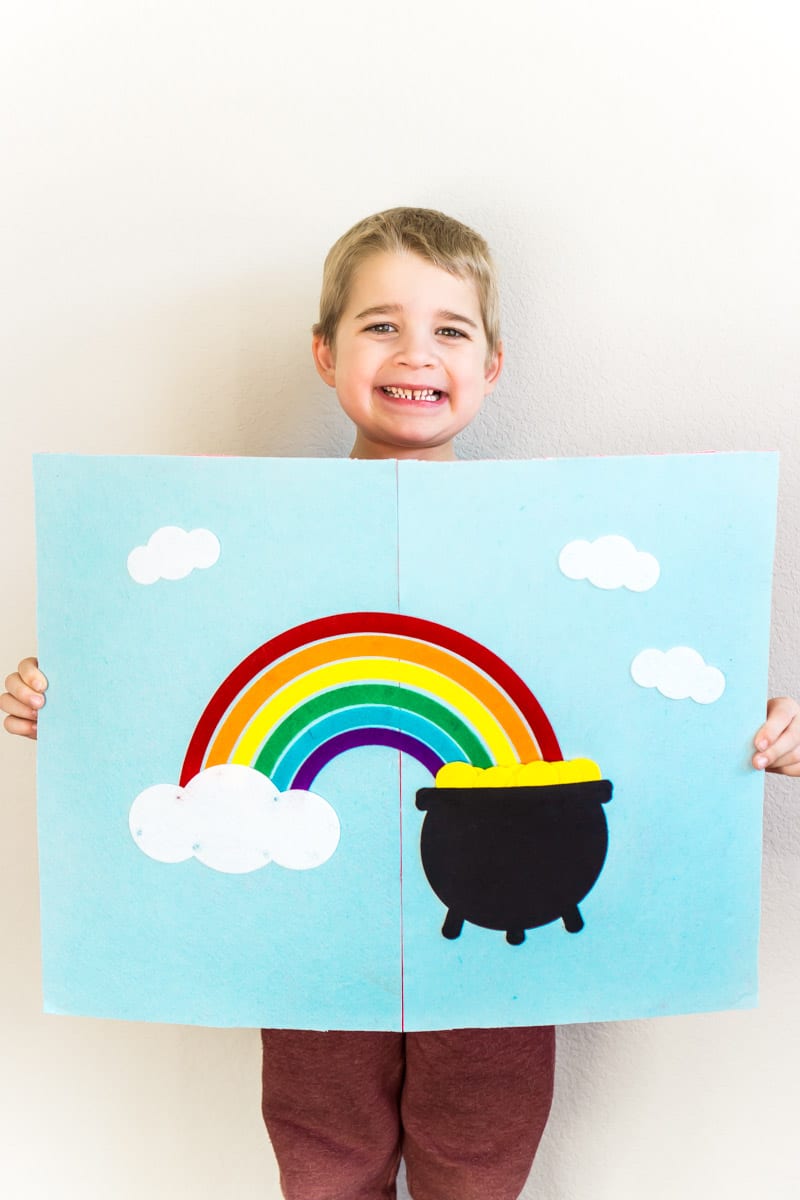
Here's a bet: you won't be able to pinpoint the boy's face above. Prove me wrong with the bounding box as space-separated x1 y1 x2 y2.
312 251 503 459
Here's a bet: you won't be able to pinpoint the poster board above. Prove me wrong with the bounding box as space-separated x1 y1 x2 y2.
34 452 777 1029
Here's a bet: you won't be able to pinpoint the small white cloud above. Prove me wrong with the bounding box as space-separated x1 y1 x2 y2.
127 526 220 585
129 765 340 874
267 789 342 870
559 535 660 592
631 646 726 704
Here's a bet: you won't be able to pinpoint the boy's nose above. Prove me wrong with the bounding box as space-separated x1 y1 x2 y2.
394 331 436 368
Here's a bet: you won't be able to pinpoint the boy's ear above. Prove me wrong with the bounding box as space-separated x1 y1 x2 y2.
312 334 337 387
483 340 504 395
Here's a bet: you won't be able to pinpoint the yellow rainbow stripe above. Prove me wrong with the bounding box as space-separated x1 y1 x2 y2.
205 633 543 770
229 658 519 767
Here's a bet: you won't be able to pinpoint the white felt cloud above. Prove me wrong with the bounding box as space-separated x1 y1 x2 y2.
129 764 340 873
127 526 220 585
631 647 726 704
559 535 660 592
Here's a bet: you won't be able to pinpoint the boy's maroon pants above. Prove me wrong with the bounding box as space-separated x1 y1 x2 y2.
261 1025 555 1200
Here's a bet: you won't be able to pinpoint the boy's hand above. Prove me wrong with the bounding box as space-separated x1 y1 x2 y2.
753 696 800 776
1 657 47 740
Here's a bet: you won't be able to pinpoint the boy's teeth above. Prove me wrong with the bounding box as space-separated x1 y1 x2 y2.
382 386 441 401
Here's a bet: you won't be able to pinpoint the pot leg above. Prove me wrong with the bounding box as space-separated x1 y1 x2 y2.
562 905 584 933
506 929 526 945
442 910 464 940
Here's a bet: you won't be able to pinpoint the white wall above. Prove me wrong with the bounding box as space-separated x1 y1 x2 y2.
2 2 798 1197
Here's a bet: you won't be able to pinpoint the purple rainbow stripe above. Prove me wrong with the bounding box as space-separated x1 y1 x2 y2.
292 729 445 791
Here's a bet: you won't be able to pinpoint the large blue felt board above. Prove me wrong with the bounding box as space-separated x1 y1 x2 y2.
34 453 777 1030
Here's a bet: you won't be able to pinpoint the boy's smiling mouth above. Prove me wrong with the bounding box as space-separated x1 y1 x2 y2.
379 385 444 403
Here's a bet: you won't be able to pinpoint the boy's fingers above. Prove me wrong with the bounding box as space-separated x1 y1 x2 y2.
2 713 38 739
761 733 800 774
752 711 800 771
18 657 47 692
3 672 46 711
766 756 800 777
753 696 800 753
0 691 42 722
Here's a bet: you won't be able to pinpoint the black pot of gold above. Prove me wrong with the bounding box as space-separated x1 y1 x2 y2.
415 760 612 945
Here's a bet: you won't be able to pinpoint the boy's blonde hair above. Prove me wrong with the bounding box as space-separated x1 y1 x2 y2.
313 207 501 358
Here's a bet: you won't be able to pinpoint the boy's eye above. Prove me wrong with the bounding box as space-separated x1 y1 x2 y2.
437 327 468 339
365 323 397 334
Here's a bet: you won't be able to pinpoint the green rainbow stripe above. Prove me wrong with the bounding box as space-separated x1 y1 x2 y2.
257 683 492 781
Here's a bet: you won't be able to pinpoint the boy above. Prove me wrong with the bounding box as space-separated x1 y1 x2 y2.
3 207 800 1200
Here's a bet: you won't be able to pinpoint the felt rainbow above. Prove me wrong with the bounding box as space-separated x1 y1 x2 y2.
181 613 561 791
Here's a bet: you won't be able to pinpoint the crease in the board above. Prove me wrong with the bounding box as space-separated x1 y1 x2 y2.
396 460 405 1032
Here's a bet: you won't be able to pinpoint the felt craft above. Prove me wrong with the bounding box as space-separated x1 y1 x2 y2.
34 452 777 1030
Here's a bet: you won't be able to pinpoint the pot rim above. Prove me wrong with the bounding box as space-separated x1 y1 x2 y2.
416 778 613 812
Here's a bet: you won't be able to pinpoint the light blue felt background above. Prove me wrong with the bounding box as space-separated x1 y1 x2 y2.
398 454 776 1028
34 453 777 1029
35 456 402 1029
